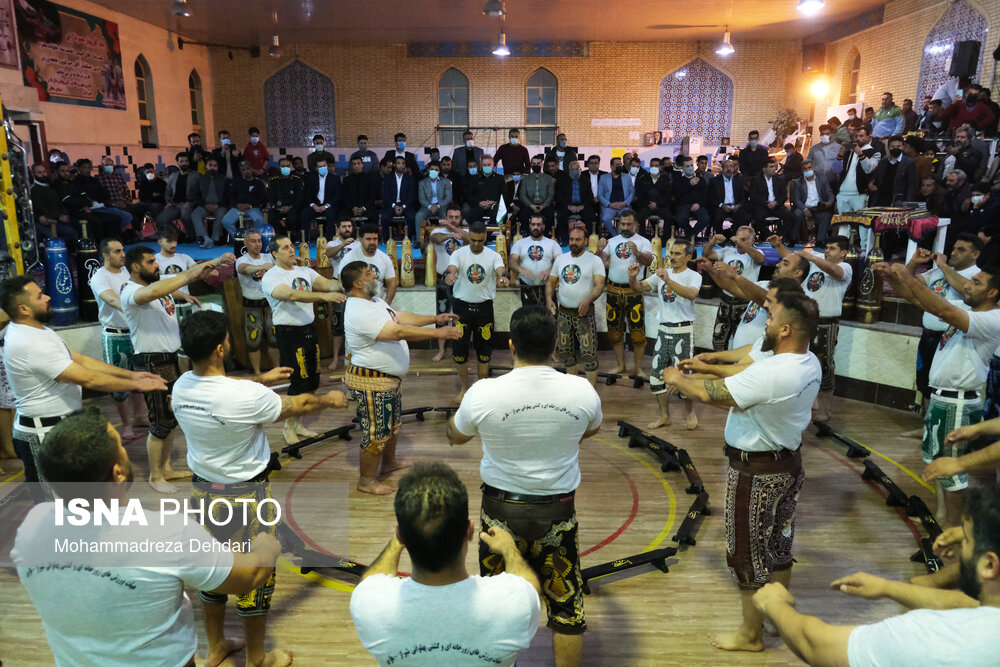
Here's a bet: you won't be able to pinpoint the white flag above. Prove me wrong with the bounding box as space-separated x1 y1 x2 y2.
495 195 507 224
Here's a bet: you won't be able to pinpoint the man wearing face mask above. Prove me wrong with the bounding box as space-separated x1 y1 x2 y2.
307 134 336 174
464 155 504 225
350 134 379 174
806 125 840 188
627 156 647 190
869 135 917 210
133 163 167 224
211 130 241 180
598 157 635 234
29 162 80 248
633 157 669 237
451 130 484 176
220 162 268 239
242 126 269 177
56 160 129 240
673 155 711 239
96 156 135 216
158 152 196 237
71 158 133 234
966 183 1000 233
494 128 531 176
382 132 420 177
301 158 342 240
738 130 768 178
789 160 835 246
267 157 304 235
942 83 996 132
416 160 453 242
519 154 555 236
556 160 596 239
545 133 578 171
381 155 417 240
189 158 231 248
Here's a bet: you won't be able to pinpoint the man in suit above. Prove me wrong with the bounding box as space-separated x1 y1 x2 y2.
790 160 835 245
708 157 750 239
633 156 672 238
340 155 380 228
189 156 231 248
382 132 421 178
464 155 505 225
673 154 710 239
544 133 578 172
750 157 791 241
300 158 342 239
503 170 525 230
381 154 417 239
598 157 634 234
416 161 453 243
519 155 555 235
584 154 606 222
210 129 242 180
869 135 917 206
555 160 596 240
451 130 484 177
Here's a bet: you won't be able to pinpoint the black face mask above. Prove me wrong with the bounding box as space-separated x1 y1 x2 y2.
966 95 978 105
889 148 902 158
531 165 542 174
613 166 623 175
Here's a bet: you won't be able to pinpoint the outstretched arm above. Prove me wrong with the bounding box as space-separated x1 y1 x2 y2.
754 584 854 667
661 367 738 407
878 263 970 332
798 250 844 280
831 571 977 610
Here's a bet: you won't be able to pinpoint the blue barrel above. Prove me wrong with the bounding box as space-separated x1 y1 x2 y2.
44 238 78 326
259 224 275 250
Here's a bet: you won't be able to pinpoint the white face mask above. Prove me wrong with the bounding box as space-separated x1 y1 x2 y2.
748 139 758 148
629 166 639 176
972 194 985 206
221 138 230 146
509 137 519 145
649 166 659 176
820 135 831 144
145 172 155 181
465 139 474 148
314 144 324 152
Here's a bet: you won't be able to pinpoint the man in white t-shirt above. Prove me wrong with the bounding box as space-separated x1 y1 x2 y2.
510 213 562 306
173 310 347 667
429 203 469 362
546 225 606 386
770 234 852 422
89 238 146 441
235 229 279 375
155 226 202 373
663 292 821 653
878 261 1000 526
0 276 165 495
323 218 359 371
448 306 602 666
339 223 397 304
902 237 983 438
598 209 653 379
351 463 541 666
629 240 702 430
703 227 765 351
754 485 1000 667
12 407 282 667
261 234 346 445
445 221 510 403
340 260 460 494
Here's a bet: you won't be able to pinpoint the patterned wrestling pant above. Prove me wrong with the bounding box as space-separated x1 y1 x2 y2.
923 390 982 492
811 317 840 392
605 283 645 346
713 293 748 351
648 321 693 395
556 306 598 372
344 363 402 456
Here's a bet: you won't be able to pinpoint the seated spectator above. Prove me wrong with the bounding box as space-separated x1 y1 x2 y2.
463 155 504 225
52 161 120 241
903 136 936 182
416 160 452 242
519 154 555 235
267 156 304 235
419 147 441 181
555 159 596 240
221 161 267 236
673 154 711 239
383 132 420 177
380 154 417 239
966 182 1000 234
917 95 933 127
627 155 646 190
753 485 1000 667
921 99 949 138
440 155 463 206
871 92 904 138
738 130 768 178
917 174 949 218
863 106 875 124
807 124 840 187
307 134 336 174
944 169 974 249
301 158 341 239
350 134 379 173
350 462 541 667
502 169 524 229
134 162 167 222
96 156 136 220
694 154 714 184
979 87 1000 137
949 126 986 181
942 83 997 132
749 157 791 241
902 97 920 132
781 143 803 182
29 162 79 247
452 130 484 176
790 160 835 245
494 128 531 175
545 132 577 171
242 126 269 176
211 129 241 180
633 157 672 238
73 158 133 234
869 135 917 206
158 151 196 238
829 116 851 146
598 156 634 234
189 157 231 248
290 155 307 178
708 157 750 238
340 155 379 228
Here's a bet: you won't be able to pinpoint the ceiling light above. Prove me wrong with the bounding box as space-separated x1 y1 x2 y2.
268 11 281 58
483 0 505 18
715 28 734 56
171 0 191 17
797 0 825 15
492 32 510 56
811 78 830 98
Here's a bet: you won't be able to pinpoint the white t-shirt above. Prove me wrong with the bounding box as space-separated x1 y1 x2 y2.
154 252 196 295
454 366 602 494
260 265 322 326
723 351 822 452
339 247 396 299
88 266 130 329
344 297 410 377
12 503 233 667
552 251 605 309
605 234 653 284
647 268 702 324
172 373 283 483
803 255 852 318
921 265 979 332
235 254 273 301
511 236 561 286
847 606 1000 667
716 247 762 297
449 246 505 304
351 572 540 667
4 323 80 418
120 281 181 354
929 309 1000 391
328 238 360 277
731 280 769 350
748 334 773 361
431 228 466 276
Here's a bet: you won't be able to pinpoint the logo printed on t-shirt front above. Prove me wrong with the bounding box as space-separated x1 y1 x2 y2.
368 263 381 280
164 264 183 276
728 259 745 275
743 302 761 323
930 277 948 296
614 243 632 260
528 245 544 261
939 325 957 350
160 295 175 316
467 264 486 284
561 264 581 284
291 277 310 291
807 271 825 292
444 238 460 255
660 282 676 303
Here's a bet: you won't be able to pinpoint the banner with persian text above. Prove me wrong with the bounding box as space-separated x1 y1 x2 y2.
15 0 124 109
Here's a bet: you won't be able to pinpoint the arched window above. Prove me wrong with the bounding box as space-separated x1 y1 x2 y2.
841 50 860 105
438 68 469 145
525 68 557 145
189 69 204 134
134 55 157 147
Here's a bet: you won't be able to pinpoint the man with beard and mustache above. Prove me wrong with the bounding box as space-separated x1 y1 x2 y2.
662 292 821 654
753 485 1000 666
11 407 283 667
0 276 166 494
510 214 561 306
341 261 460 495
339 223 398 304
120 246 233 494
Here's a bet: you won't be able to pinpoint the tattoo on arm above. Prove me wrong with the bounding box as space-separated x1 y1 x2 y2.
280 395 293 412
704 379 734 403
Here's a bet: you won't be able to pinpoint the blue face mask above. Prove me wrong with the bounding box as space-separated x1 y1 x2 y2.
103 165 113 174
468 167 478 175
803 169 814 178
318 166 329 176
512 174 521 182
428 169 439 180
280 166 291 176
397 141 406 151
482 166 493 175
558 140 567 149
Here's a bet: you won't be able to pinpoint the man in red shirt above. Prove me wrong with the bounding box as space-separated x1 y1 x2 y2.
493 128 531 175
243 126 270 176
942 84 997 132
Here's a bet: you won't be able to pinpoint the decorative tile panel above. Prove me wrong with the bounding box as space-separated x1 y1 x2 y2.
916 0 988 102
264 60 336 147
659 58 733 144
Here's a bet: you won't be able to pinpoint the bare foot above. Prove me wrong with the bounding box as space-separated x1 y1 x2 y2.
686 413 699 431
149 478 179 494
248 649 294 667
0 448 16 460
295 424 319 438
134 417 150 428
327 358 340 372
900 427 924 439
205 638 245 667
162 466 192 481
647 415 671 429
453 391 466 404
283 426 300 445
432 350 446 362
812 411 831 423
709 630 764 652
357 479 395 495
378 460 410 478
609 365 626 376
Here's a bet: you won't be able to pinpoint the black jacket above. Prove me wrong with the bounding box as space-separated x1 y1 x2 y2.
341 171 380 215
555 173 595 208
708 173 748 209
303 171 342 211
633 173 671 210
464 173 504 208
749 173 788 207
229 176 268 209
869 156 917 206
672 172 709 207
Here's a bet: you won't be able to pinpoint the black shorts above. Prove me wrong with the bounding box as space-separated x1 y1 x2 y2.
453 299 495 364
134 352 180 439
330 299 346 337
435 277 455 324
275 324 320 395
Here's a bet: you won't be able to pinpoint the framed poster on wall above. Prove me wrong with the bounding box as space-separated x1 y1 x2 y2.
0 0 18 69
14 0 125 109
